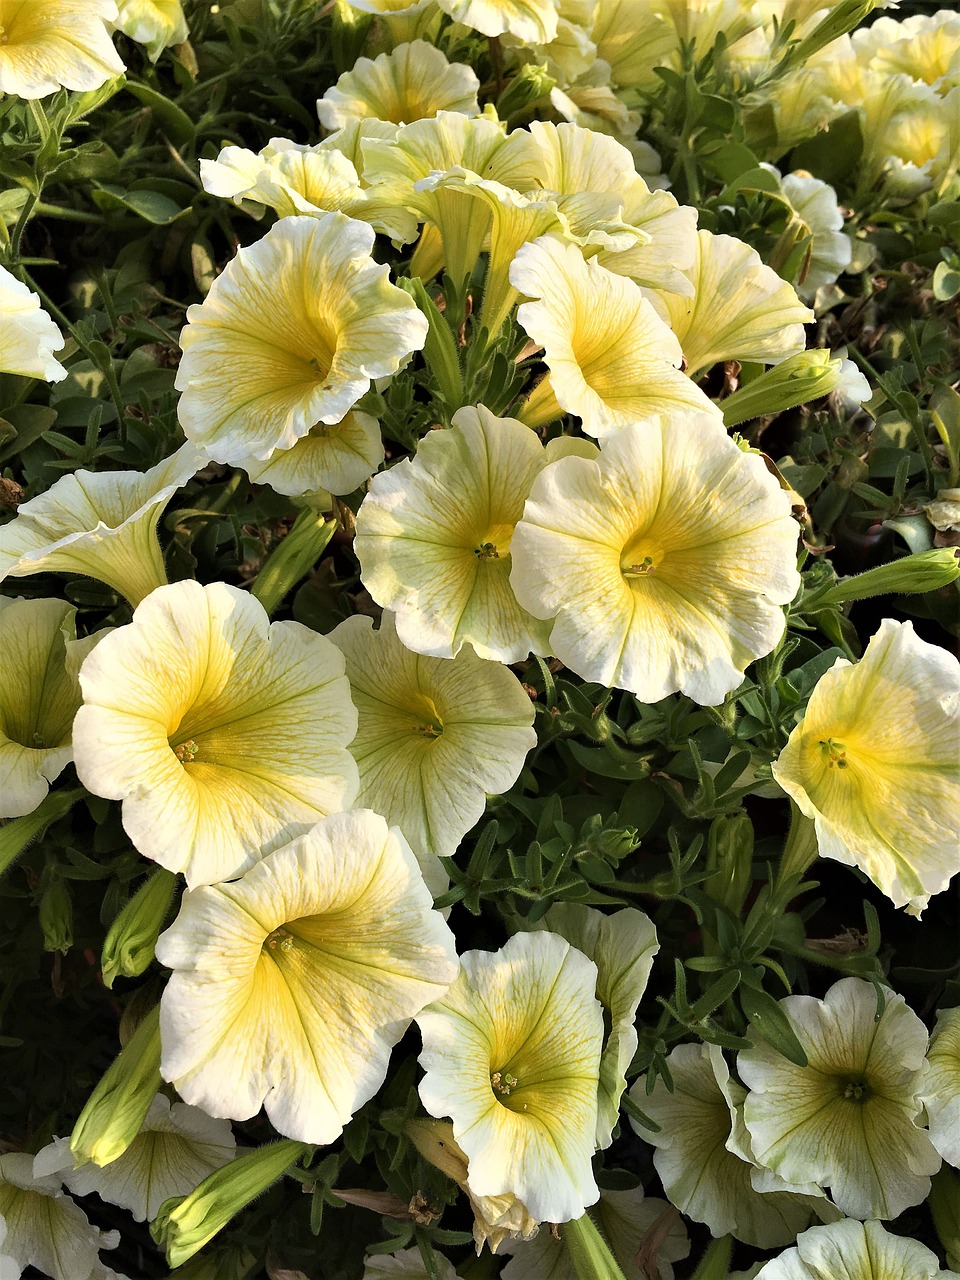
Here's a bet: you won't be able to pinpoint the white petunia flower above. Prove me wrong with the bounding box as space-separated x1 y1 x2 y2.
240 409 384 498
754 1218 960 1280
0 264 68 382
780 173 852 301
114 0 187 61
920 1006 960 1168
434 0 560 44
157 810 458 1143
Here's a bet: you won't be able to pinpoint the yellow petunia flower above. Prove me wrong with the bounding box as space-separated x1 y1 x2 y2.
240 409 384 498
510 410 801 705
416 930 604 1224
157 809 458 1142
114 0 188 61
0 598 98 819
317 41 480 131
434 0 560 45
510 236 715 433
72 580 359 888
175 213 427 467
0 443 203 607
329 610 536 888
0 264 68 382
772 618 960 915
355 404 563 662
645 229 813 378
591 0 676 89
0 0 124 98
853 11 960 90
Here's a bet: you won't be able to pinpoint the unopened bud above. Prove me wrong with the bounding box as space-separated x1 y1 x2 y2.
705 814 754 916
151 1140 311 1268
101 868 178 988
39 871 73 955
70 1004 162 1167
721 350 849 427
810 547 960 608
496 64 556 119
562 1213 628 1280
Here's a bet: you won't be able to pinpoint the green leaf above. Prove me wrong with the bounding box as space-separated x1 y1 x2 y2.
91 183 187 225
740 983 808 1066
124 82 196 146
933 260 960 301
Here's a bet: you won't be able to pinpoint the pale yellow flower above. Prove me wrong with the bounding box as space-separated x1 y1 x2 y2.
73 580 359 888
755 1219 960 1280
510 411 801 704
317 41 480 130
739 977 941 1220
355 404 559 662
114 0 187 61
175 214 427 467
329 610 536 886
416 930 604 1223
0 264 67 382
511 236 715 433
241 409 384 498
920 1007 960 1169
591 0 676 89
434 0 560 44
157 809 458 1142
364 1248 458 1279
772 619 960 915
646 229 813 378
0 598 98 819
0 443 203 606
0 0 124 98
853 11 960 90
779 172 852 300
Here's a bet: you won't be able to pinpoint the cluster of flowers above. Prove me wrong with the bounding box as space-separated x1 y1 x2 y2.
0 1 959 1279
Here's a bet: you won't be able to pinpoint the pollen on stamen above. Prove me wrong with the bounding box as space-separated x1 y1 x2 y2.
174 739 199 763
491 1070 519 1096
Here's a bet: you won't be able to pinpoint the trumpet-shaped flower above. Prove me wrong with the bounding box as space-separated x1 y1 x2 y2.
646 230 813 377
0 598 98 819
591 0 676 89
51 1095 235 1222
501 1184 690 1279
0 0 124 98
329 611 535 887
175 213 427 467
317 42 480 130
0 443 203 606
417 931 604 1224
241 409 384 498
199 139 417 245
510 411 801 705
0 1152 120 1280
772 619 960 915
511 237 715 434
780 173 852 301
157 810 458 1142
754 1219 960 1280
739 977 942 1220
355 404 557 662
920 1007 960 1168
0 264 68 382
72 580 359 888
114 0 188 61
629 1043 833 1247
531 903 658 1148
434 0 560 44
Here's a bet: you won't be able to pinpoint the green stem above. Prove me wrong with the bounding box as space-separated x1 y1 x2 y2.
35 202 107 225
8 190 39 262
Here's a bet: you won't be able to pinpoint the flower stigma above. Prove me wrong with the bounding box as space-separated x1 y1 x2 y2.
174 739 199 764
819 738 849 769
490 1070 519 1097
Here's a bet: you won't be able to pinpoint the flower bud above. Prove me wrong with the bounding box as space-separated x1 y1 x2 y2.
101 868 178 988
250 507 337 616
151 1140 311 1268
705 813 754 916
38 871 73 955
811 547 960 608
496 64 556 120
720 350 849 426
562 1213 628 1280
70 1005 162 1167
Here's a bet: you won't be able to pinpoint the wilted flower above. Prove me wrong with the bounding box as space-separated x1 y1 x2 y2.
114 0 188 61
629 1043 833 1247
51 1095 234 1222
416 930 604 1224
0 598 98 819
73 580 358 887
530 904 658 1148
317 41 480 130
0 264 67 382
434 0 560 44
920 1007 960 1169
175 213 427 467
0 443 203 606
355 404 558 662
511 236 715 433
240 409 384 498
772 618 960 915
646 230 813 377
0 1152 120 1280
329 610 536 887
739 977 941 1220
754 1218 960 1280
510 411 801 705
0 0 124 98
157 810 458 1141
501 1184 690 1280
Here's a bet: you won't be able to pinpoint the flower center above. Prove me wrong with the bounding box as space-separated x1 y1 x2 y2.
490 1070 519 1097
173 739 199 764
475 542 499 559
620 532 665 580
410 694 444 740
819 738 849 770
263 926 295 953
842 1077 870 1102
